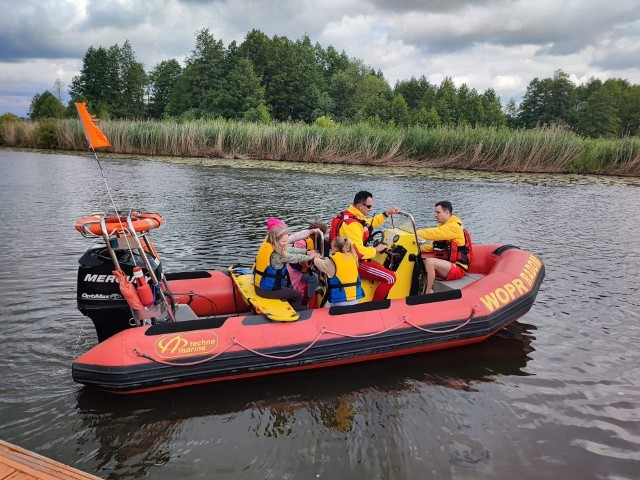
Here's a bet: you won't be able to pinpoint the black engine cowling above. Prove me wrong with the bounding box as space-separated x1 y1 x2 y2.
77 246 161 342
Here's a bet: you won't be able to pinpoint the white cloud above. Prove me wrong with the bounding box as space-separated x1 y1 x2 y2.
1 0 639 117
494 75 522 92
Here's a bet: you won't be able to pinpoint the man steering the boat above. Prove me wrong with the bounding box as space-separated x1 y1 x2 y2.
417 200 472 294
330 191 400 301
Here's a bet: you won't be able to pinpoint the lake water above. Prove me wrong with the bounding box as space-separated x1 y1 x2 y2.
0 149 639 479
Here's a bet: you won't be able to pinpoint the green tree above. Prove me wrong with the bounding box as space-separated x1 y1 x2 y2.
117 40 146 118
481 88 505 126
263 35 323 121
574 77 640 137
69 46 119 116
328 65 363 121
289 35 324 121
504 98 520 128
314 43 349 88
610 79 640 136
434 77 459 126
243 103 271 123
517 77 545 127
166 28 226 117
311 91 336 119
576 85 620 137
238 29 272 83
518 70 577 128
576 77 602 103
411 106 441 127
216 56 265 119
622 84 640 136
148 59 182 118
69 42 145 118
394 76 436 111
356 73 393 122
457 84 484 126
390 94 409 126
28 90 66 119
163 75 190 118
545 69 577 127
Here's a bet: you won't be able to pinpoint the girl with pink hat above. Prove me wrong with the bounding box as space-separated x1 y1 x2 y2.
253 218 322 311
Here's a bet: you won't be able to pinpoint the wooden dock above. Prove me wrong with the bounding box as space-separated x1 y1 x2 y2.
0 440 101 480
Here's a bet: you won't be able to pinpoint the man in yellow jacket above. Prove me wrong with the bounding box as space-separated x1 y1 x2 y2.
417 201 470 294
330 191 400 301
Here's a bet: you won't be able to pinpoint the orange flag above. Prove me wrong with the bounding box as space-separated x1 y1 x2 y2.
75 102 111 149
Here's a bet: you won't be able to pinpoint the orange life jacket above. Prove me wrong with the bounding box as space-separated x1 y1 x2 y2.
433 227 473 271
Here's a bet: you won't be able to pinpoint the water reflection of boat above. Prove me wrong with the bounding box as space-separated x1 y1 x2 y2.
71 206 544 394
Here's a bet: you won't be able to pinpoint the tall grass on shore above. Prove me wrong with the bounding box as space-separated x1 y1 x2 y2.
2 118 639 175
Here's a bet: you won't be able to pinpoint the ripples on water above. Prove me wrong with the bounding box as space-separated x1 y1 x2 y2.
0 150 639 479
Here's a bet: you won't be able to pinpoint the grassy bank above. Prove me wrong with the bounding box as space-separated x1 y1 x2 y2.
1 118 639 175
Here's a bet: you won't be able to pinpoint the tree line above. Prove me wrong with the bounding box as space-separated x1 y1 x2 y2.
21 28 640 138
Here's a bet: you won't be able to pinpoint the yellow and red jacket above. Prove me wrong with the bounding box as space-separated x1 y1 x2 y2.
417 215 472 270
330 205 387 260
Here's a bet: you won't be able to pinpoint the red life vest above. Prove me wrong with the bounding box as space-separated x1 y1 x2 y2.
329 210 370 244
433 226 473 271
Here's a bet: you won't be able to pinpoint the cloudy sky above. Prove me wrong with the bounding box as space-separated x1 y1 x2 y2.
1 0 639 118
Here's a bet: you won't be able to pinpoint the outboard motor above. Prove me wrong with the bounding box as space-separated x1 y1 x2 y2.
77 245 162 342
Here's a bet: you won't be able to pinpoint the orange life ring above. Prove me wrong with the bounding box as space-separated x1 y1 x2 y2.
75 212 164 236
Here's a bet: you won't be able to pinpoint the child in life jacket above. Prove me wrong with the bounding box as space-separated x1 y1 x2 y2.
287 221 327 307
254 220 321 311
312 236 364 307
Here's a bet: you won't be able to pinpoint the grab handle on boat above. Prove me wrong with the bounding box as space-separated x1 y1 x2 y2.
125 216 176 323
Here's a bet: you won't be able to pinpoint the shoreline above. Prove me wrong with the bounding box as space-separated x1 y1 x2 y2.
1 117 639 177
3 146 640 186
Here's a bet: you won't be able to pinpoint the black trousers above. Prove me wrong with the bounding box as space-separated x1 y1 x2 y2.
254 285 303 311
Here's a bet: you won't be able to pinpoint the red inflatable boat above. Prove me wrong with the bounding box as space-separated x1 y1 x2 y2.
72 210 544 394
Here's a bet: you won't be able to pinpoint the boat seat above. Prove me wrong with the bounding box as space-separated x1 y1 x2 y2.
229 268 300 322
433 272 485 292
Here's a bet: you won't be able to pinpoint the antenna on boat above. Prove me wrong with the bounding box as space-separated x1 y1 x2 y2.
75 103 143 260
74 102 127 230
75 103 176 324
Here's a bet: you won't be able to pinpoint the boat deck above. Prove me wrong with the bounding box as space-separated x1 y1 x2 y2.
434 272 485 292
0 440 100 480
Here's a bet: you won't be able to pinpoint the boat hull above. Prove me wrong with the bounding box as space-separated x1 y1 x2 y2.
73 244 544 394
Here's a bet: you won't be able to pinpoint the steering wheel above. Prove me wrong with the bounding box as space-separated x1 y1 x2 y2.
367 230 385 247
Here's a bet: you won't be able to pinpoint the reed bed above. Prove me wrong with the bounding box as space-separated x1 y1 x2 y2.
0 121 38 148
2 118 639 175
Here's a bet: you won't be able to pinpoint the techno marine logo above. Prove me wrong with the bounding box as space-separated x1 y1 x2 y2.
154 331 219 359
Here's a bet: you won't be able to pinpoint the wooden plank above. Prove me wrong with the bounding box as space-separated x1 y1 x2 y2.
0 440 100 480
0 463 18 478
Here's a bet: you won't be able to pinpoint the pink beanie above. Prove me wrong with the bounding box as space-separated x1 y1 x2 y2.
266 217 286 231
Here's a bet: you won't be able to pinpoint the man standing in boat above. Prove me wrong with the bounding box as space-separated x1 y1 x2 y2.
417 201 472 294
330 191 400 301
